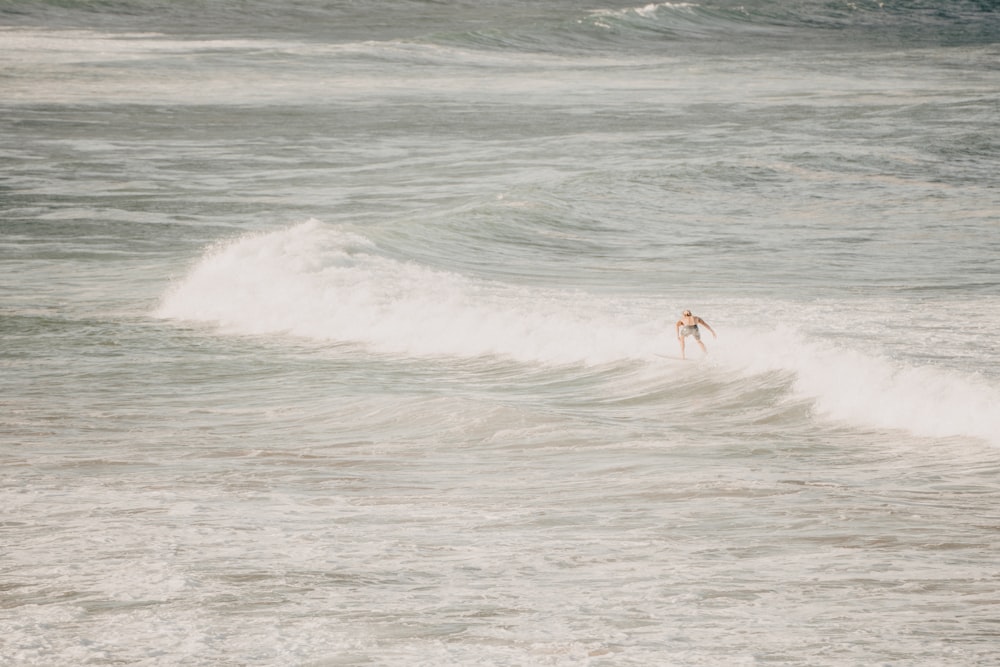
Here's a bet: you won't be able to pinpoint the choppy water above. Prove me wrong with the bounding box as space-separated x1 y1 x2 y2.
2 1 1000 665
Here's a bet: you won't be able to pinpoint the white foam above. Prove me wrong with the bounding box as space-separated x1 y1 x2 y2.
154 220 663 366
714 324 1000 446
0 28 298 65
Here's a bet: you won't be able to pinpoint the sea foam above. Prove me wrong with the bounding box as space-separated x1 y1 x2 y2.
154 220 662 365
716 325 1000 446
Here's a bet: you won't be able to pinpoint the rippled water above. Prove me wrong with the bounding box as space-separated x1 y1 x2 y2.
3 1 1000 665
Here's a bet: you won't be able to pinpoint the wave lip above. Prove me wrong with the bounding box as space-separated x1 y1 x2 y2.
585 2 767 38
717 325 1000 447
153 220 662 366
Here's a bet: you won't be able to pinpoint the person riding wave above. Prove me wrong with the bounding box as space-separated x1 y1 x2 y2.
675 309 716 359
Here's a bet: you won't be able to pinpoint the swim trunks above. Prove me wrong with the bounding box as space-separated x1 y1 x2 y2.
679 325 701 340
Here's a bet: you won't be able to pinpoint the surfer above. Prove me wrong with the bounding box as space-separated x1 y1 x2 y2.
675 309 716 359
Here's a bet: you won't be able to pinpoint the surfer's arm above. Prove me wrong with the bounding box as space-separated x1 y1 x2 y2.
675 320 682 338
697 317 717 338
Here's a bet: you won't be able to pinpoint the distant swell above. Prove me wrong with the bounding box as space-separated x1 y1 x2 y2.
579 1 1000 47
4 1 999 50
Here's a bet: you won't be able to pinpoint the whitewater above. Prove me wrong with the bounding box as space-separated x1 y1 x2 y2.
2 1 1000 665
156 220 1000 445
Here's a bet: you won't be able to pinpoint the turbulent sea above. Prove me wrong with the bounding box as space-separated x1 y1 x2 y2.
2 1 1000 665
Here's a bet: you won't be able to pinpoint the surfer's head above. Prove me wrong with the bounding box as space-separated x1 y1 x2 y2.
683 310 691 316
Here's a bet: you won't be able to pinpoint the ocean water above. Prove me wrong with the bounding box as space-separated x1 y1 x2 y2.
2 1 1000 665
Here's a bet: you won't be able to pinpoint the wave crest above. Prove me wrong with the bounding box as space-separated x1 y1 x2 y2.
155 221 1000 447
